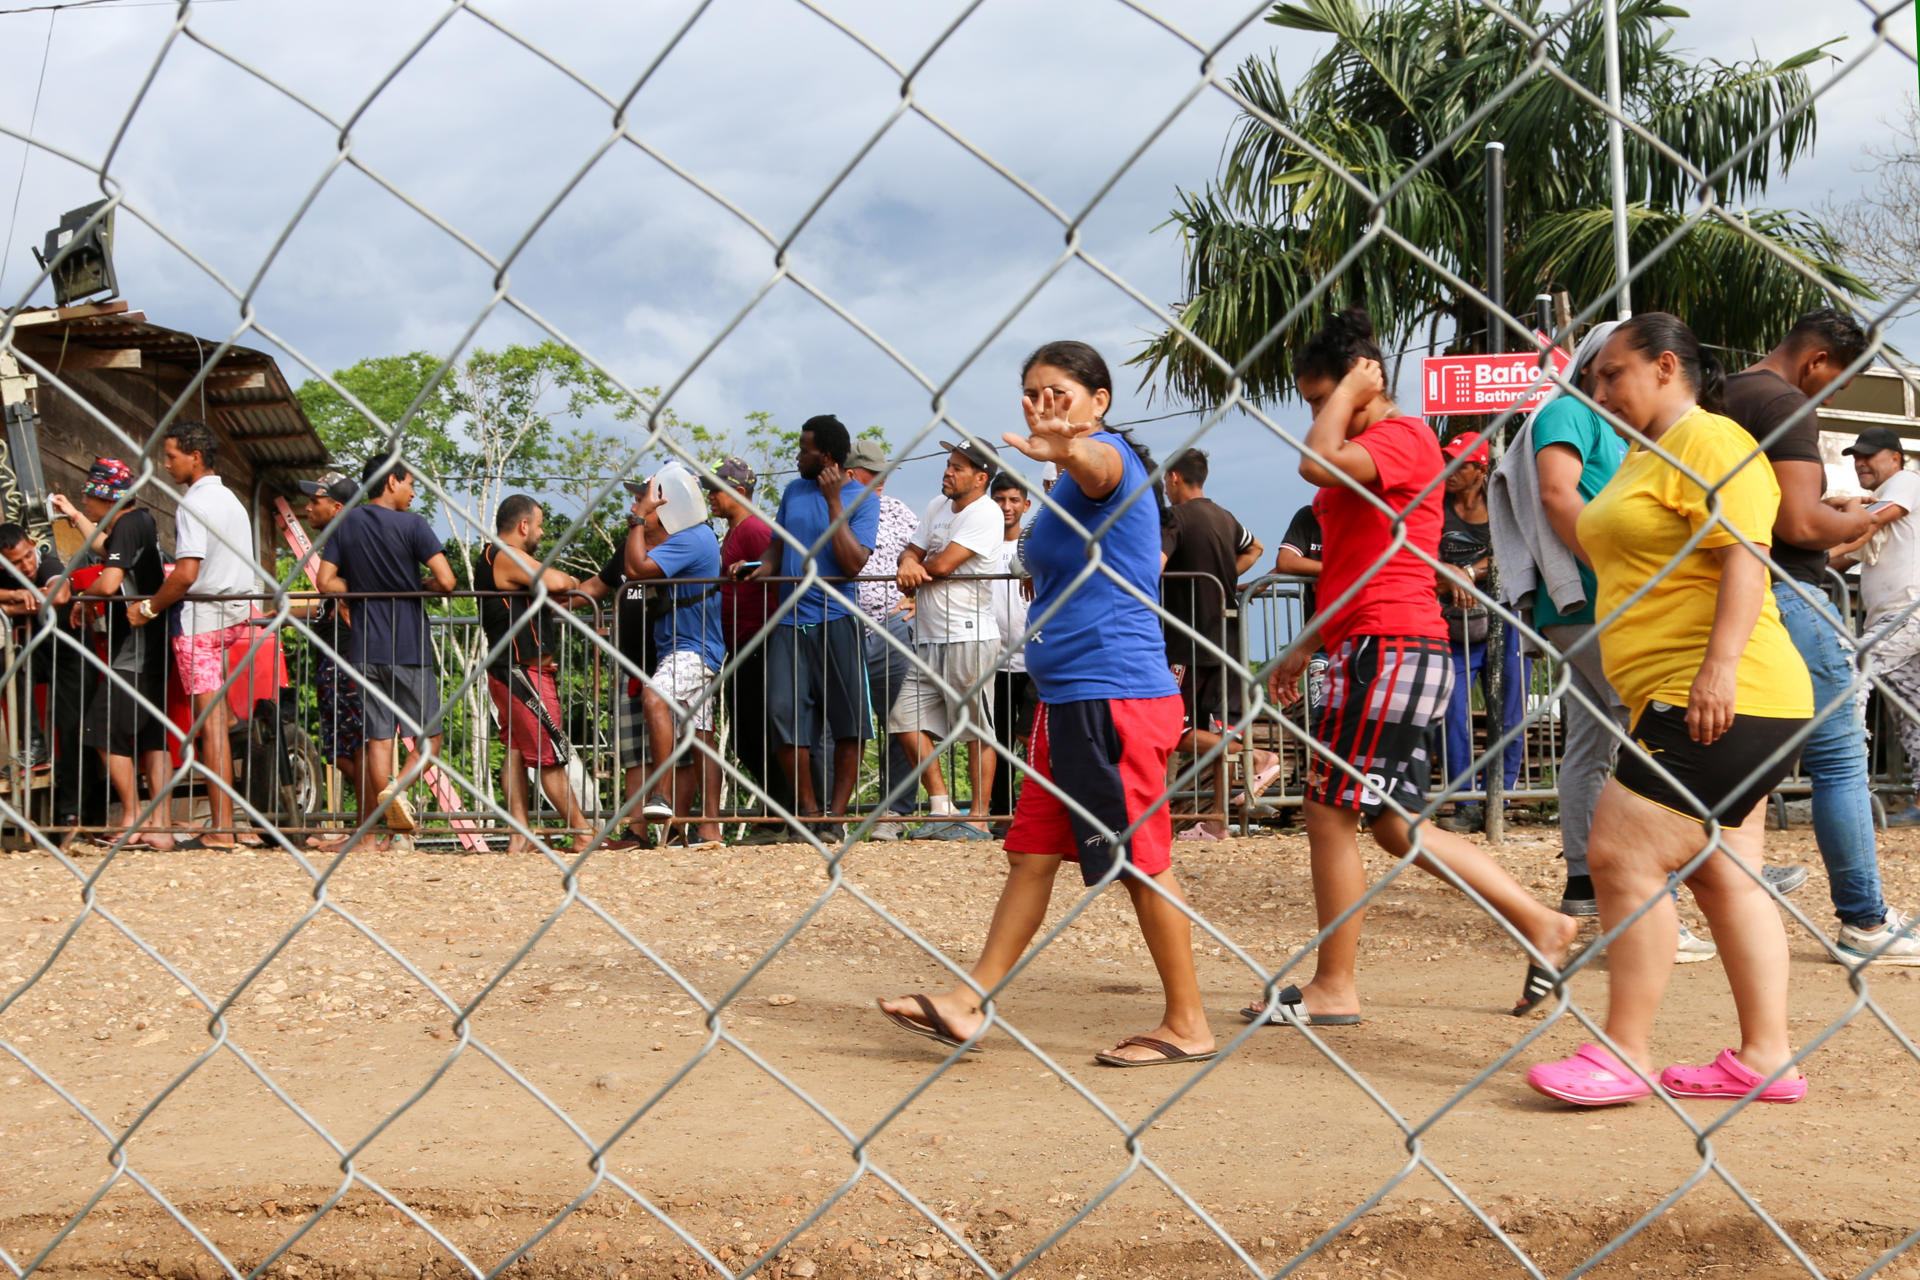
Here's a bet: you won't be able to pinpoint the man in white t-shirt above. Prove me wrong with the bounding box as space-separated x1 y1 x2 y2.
890 440 1003 836
128 420 261 848
1834 426 1920 826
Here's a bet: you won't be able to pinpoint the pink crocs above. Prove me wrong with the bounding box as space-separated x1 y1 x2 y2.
1659 1049 1807 1104
1526 1043 1653 1107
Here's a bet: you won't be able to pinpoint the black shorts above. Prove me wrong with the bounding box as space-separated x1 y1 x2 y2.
767 616 871 746
83 666 171 757
1613 702 1806 827
1173 662 1243 737
1307 635 1453 819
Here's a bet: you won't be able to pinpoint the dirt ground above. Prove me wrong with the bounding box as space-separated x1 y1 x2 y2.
4 817 1919 1280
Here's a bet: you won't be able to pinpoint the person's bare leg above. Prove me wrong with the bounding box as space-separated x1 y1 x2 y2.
138 749 177 847
1589 781 1687 1071
1372 810 1578 963
696 729 723 843
897 730 948 805
104 749 143 845
1686 805 1799 1079
1256 799 1371 1018
642 687 677 803
880 852 1062 1038
502 747 531 853
829 737 862 818
1100 869 1215 1060
191 690 235 846
534 762 589 845
778 745 818 816
967 740 996 831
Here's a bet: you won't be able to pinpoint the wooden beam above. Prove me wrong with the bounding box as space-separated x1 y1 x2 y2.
9 303 141 329
12 345 142 371
204 371 266 391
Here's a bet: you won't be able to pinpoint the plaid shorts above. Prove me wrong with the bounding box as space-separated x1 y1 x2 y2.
1307 634 1454 819
617 685 647 772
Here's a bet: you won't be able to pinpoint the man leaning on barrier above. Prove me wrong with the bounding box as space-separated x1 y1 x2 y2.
1159 446 1275 841
984 469 1035 828
295 473 368 854
127 421 258 850
54 459 174 851
475 494 592 853
889 438 1003 839
317 455 457 847
737 415 877 839
705 457 779 812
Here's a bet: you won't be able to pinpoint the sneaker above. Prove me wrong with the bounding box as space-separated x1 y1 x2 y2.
377 784 416 832
1437 803 1484 834
1833 910 1920 966
1762 864 1809 896
1675 923 1717 964
1885 804 1920 828
642 793 675 820
864 821 904 842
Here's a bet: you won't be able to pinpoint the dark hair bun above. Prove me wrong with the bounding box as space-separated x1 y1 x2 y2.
1328 308 1374 342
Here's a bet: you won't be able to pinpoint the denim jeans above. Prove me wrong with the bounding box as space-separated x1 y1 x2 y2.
1443 624 1526 794
1774 583 1888 928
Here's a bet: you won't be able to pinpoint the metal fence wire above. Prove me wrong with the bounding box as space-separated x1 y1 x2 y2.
3 1 1920 1278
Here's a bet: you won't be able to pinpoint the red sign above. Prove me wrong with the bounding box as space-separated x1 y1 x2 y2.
1421 347 1571 417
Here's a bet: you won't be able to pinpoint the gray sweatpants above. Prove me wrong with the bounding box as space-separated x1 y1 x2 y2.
1542 623 1631 878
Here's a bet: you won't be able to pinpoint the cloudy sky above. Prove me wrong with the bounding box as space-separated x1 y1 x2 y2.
0 0 1913 557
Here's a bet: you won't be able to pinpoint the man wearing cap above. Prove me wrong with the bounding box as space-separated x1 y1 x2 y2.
1835 432 1920 852
296 472 368 850
738 415 878 838
705 457 780 811
1436 430 1524 832
317 455 457 844
846 437 919 839
890 438 1003 837
0 521 90 830
52 460 174 848
128 421 260 848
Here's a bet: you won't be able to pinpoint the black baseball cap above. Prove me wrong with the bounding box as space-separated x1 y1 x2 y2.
1843 425 1905 457
938 438 999 474
297 471 358 504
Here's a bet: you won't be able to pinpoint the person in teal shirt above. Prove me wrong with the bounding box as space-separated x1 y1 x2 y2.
1530 323 1631 921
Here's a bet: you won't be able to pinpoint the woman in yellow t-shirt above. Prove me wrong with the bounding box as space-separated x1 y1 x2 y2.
1527 313 1813 1109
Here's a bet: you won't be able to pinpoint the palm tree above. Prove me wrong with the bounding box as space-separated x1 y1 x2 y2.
1134 0 1871 404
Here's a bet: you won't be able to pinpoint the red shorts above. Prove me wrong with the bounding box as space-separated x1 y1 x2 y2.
1003 693 1183 885
488 667 572 768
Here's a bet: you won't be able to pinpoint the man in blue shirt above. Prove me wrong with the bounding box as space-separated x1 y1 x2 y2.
625 478 727 847
739 416 878 838
317 456 456 845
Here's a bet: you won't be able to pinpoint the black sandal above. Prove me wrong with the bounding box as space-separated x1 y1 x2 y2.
1513 963 1558 1016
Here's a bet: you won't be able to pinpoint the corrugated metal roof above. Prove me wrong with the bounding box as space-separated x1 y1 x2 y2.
4 300 329 472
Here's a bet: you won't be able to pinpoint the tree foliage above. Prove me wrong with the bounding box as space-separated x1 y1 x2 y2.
1827 93 1920 323
1134 0 1870 403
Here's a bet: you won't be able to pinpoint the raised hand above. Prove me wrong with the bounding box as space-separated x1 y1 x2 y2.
1337 356 1386 406
1003 387 1095 464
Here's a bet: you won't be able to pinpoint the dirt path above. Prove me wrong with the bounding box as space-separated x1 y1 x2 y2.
4 822 1918 1278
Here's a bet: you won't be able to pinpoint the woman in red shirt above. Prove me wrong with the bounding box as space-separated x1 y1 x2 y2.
1247 311 1577 1027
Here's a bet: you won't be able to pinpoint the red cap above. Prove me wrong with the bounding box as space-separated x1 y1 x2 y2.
1442 432 1490 467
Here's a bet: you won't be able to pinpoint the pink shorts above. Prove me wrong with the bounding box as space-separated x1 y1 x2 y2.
172 625 250 696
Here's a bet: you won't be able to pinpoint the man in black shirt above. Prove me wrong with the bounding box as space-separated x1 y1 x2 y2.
475 495 591 852
1274 504 1323 623
55 459 175 849
1160 449 1274 837
572 486 665 848
1726 308 1895 937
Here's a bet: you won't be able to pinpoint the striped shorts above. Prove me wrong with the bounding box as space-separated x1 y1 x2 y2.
1307 634 1454 819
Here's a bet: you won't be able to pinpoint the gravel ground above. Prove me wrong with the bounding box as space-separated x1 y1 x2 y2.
4 817 1919 1279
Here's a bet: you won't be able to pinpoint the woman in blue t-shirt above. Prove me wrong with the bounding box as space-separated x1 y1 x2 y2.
879 341 1214 1069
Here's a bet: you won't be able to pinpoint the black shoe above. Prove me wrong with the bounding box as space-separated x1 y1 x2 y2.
642 793 674 820
1559 873 1598 917
1437 803 1485 834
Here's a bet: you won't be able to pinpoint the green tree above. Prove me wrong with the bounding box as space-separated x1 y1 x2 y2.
1134 0 1871 403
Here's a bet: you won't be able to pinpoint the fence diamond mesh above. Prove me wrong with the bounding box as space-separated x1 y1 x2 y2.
3 1 1919 1278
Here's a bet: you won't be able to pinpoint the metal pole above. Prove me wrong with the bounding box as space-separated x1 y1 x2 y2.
1483 140 1507 842
1535 293 1554 343
1603 0 1632 319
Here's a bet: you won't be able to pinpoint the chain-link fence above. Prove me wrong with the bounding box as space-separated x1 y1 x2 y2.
4 0 1920 1277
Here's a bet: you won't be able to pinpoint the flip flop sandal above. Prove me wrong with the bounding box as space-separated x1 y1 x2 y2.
1231 760 1285 807
875 995 981 1053
1240 984 1362 1027
1513 962 1559 1016
1094 1035 1219 1068
1660 1049 1807 1103
1525 1043 1653 1106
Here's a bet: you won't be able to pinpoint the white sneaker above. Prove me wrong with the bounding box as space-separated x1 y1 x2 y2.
377 784 416 832
1833 909 1920 966
1675 923 1717 963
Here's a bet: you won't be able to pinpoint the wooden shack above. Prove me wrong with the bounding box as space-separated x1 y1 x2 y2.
0 299 329 560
